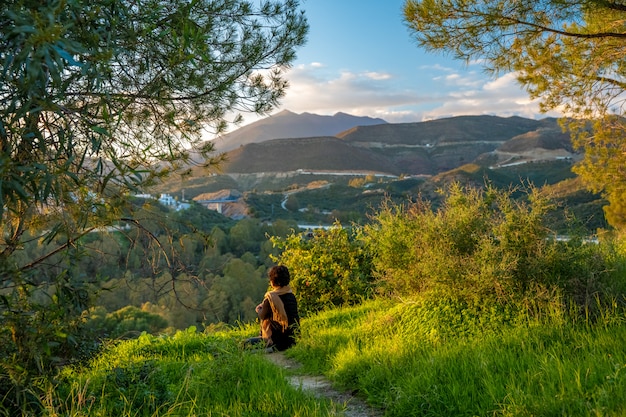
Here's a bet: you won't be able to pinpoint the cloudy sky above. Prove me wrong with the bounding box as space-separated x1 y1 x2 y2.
255 0 563 126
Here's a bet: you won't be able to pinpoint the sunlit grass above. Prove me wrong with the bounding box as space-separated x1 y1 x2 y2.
52 327 344 417
48 295 626 417
288 298 626 416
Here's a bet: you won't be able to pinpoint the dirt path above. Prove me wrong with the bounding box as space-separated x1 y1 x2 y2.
264 352 384 417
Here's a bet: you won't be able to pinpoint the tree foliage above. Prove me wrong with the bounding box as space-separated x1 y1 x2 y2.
1 0 308 268
403 0 626 230
270 223 376 316
0 0 307 412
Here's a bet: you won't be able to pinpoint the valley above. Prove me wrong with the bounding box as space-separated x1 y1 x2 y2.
151 112 605 233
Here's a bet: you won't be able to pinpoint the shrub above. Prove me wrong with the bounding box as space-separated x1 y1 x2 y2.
0 269 96 416
363 183 626 318
86 305 170 339
270 222 375 316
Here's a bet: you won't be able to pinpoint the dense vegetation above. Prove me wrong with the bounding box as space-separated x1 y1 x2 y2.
7 182 624 416
153 151 608 232
0 1 309 414
0 196 306 414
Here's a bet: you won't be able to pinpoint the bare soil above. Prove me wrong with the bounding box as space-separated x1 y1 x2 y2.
264 352 384 417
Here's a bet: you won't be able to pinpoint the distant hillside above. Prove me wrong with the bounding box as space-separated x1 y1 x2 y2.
210 110 387 152
219 115 577 176
497 127 572 152
222 136 394 174
153 113 588 219
337 115 554 144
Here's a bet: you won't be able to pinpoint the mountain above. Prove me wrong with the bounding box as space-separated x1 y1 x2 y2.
220 115 577 176
151 113 602 231
210 110 387 152
222 136 394 174
336 115 554 144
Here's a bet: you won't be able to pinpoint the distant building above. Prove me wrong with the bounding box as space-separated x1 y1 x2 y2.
133 193 190 211
159 194 191 211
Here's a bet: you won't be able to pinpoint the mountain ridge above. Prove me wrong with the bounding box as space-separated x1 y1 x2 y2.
219 114 577 176
210 110 387 152
151 112 602 231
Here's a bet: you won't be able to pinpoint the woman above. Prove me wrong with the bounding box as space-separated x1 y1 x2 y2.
248 265 300 351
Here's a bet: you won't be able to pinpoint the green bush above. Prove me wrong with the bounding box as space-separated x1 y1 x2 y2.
270 222 376 316
0 269 96 416
86 305 170 339
362 183 626 317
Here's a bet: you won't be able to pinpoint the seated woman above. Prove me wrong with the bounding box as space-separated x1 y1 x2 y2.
247 265 300 351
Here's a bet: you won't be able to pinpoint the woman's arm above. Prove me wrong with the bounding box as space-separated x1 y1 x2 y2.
256 298 271 320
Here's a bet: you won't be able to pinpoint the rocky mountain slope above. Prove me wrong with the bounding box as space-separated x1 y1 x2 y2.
219 115 578 176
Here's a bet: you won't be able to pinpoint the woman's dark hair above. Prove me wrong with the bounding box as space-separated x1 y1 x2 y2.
268 265 290 287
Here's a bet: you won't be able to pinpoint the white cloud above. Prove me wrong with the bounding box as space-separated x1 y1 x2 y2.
268 62 563 125
365 71 393 81
420 73 558 121
482 72 520 91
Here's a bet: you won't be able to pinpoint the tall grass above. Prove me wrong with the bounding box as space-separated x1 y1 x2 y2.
48 327 344 417
288 298 626 416
44 292 626 416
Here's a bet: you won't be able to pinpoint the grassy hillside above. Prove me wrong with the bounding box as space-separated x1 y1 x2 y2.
291 299 626 416
28 183 626 416
54 327 343 416
54 297 626 417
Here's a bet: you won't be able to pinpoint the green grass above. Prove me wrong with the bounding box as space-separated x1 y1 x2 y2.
52 327 344 416
288 298 626 416
48 298 626 417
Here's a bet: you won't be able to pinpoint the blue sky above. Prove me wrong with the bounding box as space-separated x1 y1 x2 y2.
261 0 563 125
